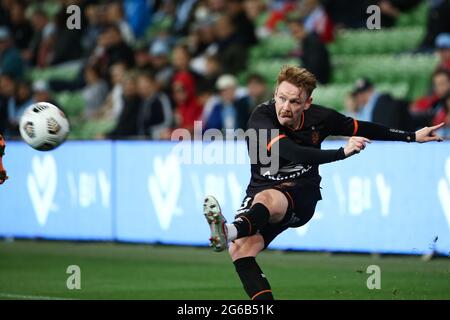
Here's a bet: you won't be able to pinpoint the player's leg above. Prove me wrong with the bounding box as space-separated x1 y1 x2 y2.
0 134 8 185
204 189 288 251
228 235 274 300
231 189 288 240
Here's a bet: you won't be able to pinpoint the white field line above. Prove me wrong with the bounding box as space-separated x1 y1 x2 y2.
0 292 76 300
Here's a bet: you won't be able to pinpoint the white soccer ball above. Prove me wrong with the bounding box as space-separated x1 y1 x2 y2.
19 102 70 151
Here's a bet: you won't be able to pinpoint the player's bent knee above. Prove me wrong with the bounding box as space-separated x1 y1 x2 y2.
253 191 273 208
253 189 288 222
229 236 265 261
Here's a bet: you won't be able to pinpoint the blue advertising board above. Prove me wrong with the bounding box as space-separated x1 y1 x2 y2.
0 141 113 240
0 140 449 255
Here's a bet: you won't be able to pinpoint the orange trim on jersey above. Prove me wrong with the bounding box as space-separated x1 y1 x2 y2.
240 215 252 235
252 290 273 300
299 112 305 130
352 119 359 136
267 134 286 151
285 191 295 209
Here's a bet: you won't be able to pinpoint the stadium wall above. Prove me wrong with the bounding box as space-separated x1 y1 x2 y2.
0 140 449 255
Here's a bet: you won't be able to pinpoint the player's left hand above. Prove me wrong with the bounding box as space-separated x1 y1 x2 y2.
415 122 445 143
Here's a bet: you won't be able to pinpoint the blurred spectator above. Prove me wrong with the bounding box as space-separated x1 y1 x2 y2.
264 0 297 33
83 3 106 54
134 44 152 70
0 26 24 79
136 72 173 139
195 54 222 93
11 80 33 120
25 8 55 67
149 40 174 92
171 43 203 94
51 7 84 65
212 14 248 75
287 17 331 84
227 0 258 47
322 0 371 29
189 17 217 58
123 0 152 39
189 16 222 78
0 0 11 27
246 73 272 111
435 33 450 72
90 24 135 81
0 73 17 136
411 69 450 114
106 1 135 45
32 80 57 106
263 0 333 42
82 64 109 119
37 28 56 68
344 92 359 117
297 0 334 43
410 69 450 128
351 78 412 130
205 0 227 16
4 79 33 137
171 0 198 36
7 1 33 51
432 91 450 138
107 72 141 139
243 0 270 39
418 0 450 52
94 62 128 122
172 72 203 132
203 74 251 131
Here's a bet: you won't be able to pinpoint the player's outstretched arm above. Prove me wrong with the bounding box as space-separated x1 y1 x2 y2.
0 134 8 185
414 122 444 143
273 134 370 165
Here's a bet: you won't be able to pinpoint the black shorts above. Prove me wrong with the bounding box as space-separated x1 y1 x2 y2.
235 182 322 249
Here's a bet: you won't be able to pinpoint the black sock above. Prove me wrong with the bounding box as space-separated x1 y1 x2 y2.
233 257 274 300
233 203 270 239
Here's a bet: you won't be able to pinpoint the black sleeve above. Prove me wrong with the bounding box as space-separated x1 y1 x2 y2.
249 106 346 166
328 109 416 142
276 138 346 165
145 99 164 126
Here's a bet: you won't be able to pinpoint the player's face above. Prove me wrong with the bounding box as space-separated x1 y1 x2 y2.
274 81 312 128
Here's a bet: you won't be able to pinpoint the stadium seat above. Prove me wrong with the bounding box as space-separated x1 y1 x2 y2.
76 119 116 139
331 53 437 98
396 2 428 27
250 33 297 59
328 27 424 55
27 61 81 82
313 82 411 111
245 58 300 85
54 91 85 118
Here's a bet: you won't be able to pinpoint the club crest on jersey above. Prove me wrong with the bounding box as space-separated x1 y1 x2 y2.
311 130 320 145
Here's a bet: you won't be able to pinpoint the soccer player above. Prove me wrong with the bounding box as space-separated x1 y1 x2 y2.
0 134 8 185
203 65 444 300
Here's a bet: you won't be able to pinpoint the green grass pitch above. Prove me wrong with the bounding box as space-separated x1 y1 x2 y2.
0 240 449 300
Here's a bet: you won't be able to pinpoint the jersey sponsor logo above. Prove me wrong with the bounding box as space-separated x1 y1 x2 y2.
311 130 320 145
262 164 313 181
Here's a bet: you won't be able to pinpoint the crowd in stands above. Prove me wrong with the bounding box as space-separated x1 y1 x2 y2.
1 0 450 140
